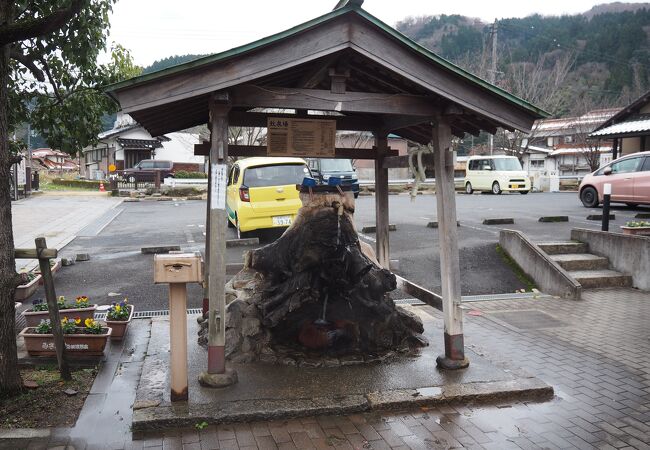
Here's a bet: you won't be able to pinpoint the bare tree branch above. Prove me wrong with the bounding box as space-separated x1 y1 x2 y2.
0 0 86 46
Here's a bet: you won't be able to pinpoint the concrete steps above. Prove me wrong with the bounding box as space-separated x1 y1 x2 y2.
538 241 633 289
567 270 633 289
550 253 610 271
537 242 588 255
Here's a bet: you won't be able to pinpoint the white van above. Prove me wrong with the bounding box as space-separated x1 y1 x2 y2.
464 155 530 195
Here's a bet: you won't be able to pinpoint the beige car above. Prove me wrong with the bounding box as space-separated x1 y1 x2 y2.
579 151 650 207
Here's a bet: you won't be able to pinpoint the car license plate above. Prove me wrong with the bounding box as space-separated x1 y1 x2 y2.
272 215 292 226
512 184 519 189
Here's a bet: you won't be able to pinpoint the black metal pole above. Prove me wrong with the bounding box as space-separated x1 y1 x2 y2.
602 193 611 232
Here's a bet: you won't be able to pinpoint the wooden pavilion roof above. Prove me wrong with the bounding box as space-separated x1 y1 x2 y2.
105 3 548 144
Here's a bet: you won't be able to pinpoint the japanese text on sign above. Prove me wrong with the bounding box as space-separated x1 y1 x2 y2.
267 118 336 157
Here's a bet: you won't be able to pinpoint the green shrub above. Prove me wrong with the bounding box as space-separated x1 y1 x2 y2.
174 171 207 179
51 178 102 189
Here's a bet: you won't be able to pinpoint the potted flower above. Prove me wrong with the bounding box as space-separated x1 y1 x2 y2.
621 220 650 236
15 272 41 301
19 317 112 357
22 296 97 327
104 299 134 341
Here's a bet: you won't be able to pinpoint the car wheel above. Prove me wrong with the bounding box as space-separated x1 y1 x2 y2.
492 182 502 195
520 190 529 195
227 215 235 228
127 175 136 184
465 182 473 194
580 186 599 208
354 192 359 199
626 203 639 208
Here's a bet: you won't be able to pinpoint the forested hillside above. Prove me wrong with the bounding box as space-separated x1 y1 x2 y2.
396 3 650 116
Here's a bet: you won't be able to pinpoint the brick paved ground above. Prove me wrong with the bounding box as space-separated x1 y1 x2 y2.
22 287 650 449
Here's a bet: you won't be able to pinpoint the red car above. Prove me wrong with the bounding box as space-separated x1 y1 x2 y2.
579 151 650 207
122 160 174 183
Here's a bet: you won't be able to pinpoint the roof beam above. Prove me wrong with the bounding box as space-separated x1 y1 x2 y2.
194 143 397 159
229 85 438 117
297 53 340 89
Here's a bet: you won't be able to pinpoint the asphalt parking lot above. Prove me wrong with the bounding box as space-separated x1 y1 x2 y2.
19 192 650 313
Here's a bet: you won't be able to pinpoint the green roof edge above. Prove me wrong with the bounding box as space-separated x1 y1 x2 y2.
104 6 354 93
105 5 549 120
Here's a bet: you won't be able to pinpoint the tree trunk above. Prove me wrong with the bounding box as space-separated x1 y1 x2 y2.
0 0 23 396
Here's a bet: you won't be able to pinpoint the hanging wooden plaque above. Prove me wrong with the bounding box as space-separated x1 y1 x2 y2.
267 117 336 157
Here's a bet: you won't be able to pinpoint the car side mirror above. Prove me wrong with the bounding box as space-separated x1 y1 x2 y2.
603 167 612 175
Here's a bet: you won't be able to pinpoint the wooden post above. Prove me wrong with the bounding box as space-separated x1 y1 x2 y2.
154 171 161 192
374 133 390 269
203 156 211 316
432 119 469 370
207 94 231 376
169 282 188 401
35 237 71 380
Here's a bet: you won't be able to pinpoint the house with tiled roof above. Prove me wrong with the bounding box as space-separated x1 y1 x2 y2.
82 112 205 179
31 148 79 172
590 90 650 159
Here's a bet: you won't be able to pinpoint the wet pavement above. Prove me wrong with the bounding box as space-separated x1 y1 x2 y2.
130 307 549 430
7 287 650 449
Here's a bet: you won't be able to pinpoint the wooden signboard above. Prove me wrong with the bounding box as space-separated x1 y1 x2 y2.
267 117 336 157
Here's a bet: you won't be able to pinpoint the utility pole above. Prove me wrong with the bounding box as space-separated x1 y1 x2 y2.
488 20 498 155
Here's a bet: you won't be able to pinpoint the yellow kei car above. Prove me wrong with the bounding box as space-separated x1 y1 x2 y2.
226 157 311 237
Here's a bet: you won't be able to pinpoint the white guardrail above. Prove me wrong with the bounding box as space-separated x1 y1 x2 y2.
164 178 208 187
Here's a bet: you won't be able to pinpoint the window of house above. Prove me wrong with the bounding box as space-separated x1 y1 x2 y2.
530 159 545 168
564 136 574 144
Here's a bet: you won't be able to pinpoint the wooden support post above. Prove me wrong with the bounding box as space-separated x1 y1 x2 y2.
35 237 71 380
432 119 469 370
203 156 211 316
374 134 390 269
198 92 237 388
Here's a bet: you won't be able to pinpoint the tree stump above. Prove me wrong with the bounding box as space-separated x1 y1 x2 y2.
198 188 427 366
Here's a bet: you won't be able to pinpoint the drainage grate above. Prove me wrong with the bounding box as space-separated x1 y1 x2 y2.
462 292 551 302
488 310 566 330
394 298 425 306
94 308 202 320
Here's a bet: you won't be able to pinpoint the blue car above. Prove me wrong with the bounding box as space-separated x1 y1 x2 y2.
306 158 360 198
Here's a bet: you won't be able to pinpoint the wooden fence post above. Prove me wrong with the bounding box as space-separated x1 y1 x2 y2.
35 237 71 380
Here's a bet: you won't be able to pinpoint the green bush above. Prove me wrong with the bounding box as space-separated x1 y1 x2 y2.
51 178 103 189
174 171 207 179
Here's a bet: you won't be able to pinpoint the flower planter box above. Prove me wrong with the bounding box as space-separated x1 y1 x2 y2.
19 327 112 357
621 226 650 236
22 305 98 328
105 305 134 341
14 274 42 302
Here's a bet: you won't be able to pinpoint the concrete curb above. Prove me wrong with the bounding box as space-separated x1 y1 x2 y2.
131 376 552 431
635 213 650 219
427 221 460 228
361 224 397 233
483 218 514 225
141 245 181 254
587 214 615 220
538 216 569 223
226 238 259 248
0 428 51 440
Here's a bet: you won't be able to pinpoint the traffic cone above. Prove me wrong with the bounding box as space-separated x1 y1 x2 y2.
99 182 106 192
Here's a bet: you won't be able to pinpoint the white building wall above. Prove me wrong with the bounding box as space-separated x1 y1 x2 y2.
154 133 203 164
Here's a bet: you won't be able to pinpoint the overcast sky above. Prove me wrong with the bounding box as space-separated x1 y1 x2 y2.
108 0 649 66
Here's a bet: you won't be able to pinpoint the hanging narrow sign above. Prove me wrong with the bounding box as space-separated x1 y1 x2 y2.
267 117 336 157
210 163 227 210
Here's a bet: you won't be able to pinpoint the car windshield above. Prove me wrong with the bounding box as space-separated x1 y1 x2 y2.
319 159 353 172
243 164 309 187
492 158 522 171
